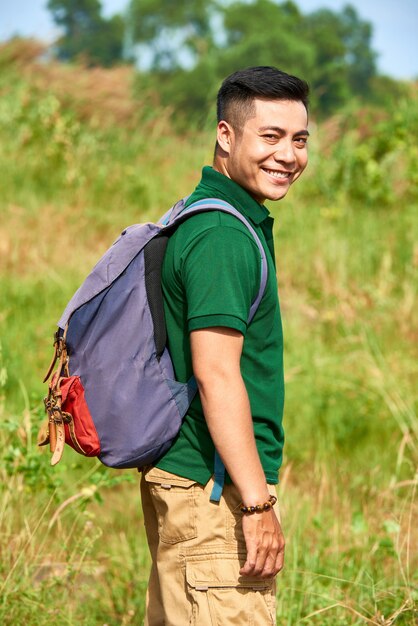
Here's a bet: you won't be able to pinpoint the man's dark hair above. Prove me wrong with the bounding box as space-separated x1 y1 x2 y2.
217 66 309 131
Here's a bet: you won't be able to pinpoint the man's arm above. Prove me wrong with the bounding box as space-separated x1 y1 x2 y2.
190 326 285 579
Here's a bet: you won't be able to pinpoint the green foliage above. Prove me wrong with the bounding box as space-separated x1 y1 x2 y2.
0 87 84 200
47 0 125 66
340 5 376 92
130 0 211 70
46 0 381 119
47 0 102 31
129 0 378 121
0 59 147 213
303 98 418 207
219 0 314 79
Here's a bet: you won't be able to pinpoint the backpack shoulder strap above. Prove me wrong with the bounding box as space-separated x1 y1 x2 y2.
167 197 268 325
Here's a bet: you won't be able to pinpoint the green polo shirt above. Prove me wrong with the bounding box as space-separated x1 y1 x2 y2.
156 166 284 485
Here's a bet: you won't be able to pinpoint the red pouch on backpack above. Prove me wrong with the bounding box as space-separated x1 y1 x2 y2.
59 376 101 456
39 345 101 464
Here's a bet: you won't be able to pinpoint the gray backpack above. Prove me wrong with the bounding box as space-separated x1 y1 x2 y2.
40 197 267 499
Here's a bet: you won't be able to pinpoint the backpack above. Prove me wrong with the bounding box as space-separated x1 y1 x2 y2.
39 197 268 490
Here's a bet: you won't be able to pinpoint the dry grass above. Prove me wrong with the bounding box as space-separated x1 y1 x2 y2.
0 38 143 128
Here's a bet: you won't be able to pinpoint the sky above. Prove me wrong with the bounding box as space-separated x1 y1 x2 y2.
0 0 417 80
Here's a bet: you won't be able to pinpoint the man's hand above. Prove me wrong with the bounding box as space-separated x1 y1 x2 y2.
240 509 285 578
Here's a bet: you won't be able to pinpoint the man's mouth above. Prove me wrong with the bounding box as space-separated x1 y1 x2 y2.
262 168 292 180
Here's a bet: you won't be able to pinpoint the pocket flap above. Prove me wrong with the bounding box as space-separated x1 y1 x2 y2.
185 552 273 590
144 467 196 489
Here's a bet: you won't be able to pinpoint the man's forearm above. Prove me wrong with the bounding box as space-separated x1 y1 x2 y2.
191 329 269 504
199 374 270 505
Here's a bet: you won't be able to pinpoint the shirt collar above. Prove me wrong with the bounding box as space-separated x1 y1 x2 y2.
200 166 270 225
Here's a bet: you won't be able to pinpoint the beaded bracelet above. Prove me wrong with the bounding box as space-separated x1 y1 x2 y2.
240 495 277 514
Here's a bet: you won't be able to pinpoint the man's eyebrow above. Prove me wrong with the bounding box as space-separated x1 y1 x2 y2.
258 125 310 136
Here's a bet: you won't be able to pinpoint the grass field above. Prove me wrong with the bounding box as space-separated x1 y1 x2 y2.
0 40 417 625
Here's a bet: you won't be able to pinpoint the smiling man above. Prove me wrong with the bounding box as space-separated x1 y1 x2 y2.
140 66 309 626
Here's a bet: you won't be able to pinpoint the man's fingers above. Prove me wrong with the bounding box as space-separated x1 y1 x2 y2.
239 544 257 575
241 548 279 578
274 537 285 574
257 539 284 578
250 542 270 576
240 537 280 577
240 540 270 576
258 553 278 578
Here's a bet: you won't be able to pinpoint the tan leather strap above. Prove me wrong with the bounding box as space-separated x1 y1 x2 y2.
42 374 70 463
43 326 69 383
43 340 58 383
51 351 68 393
37 419 50 447
43 391 57 452
40 325 73 464
49 417 57 453
50 378 65 464
51 420 65 466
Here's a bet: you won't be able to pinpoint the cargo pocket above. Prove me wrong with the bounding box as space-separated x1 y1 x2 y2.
144 467 198 544
185 549 276 625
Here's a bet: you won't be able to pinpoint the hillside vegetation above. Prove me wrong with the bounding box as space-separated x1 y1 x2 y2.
0 40 417 625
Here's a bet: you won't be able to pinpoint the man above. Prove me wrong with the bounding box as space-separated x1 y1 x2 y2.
140 66 309 625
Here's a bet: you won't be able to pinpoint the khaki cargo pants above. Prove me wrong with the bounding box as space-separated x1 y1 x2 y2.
140 467 279 625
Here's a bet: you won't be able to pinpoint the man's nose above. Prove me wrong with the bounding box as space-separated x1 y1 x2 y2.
274 140 295 164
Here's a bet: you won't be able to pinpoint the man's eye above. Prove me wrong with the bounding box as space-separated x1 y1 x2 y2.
263 134 278 141
295 137 308 145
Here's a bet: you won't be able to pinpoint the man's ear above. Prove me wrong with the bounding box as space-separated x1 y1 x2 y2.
216 120 234 155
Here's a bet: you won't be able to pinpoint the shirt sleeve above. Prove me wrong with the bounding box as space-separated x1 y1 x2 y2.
179 225 261 335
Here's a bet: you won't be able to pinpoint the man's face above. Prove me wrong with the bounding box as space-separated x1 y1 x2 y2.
217 98 309 204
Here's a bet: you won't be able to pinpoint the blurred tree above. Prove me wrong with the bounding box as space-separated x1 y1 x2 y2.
130 0 214 70
129 0 377 122
218 1 314 79
47 0 126 66
47 0 102 37
48 0 378 119
302 8 351 114
303 5 376 113
133 0 315 124
340 5 377 93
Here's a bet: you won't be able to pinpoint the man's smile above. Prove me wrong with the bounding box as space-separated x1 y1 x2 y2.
262 167 293 180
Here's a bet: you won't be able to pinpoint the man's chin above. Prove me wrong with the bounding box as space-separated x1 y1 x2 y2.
266 187 290 202
249 184 290 204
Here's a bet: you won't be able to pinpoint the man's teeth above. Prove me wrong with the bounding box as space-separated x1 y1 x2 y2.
264 169 290 179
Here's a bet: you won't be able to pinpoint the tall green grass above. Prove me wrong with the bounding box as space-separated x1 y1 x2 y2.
0 41 416 624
